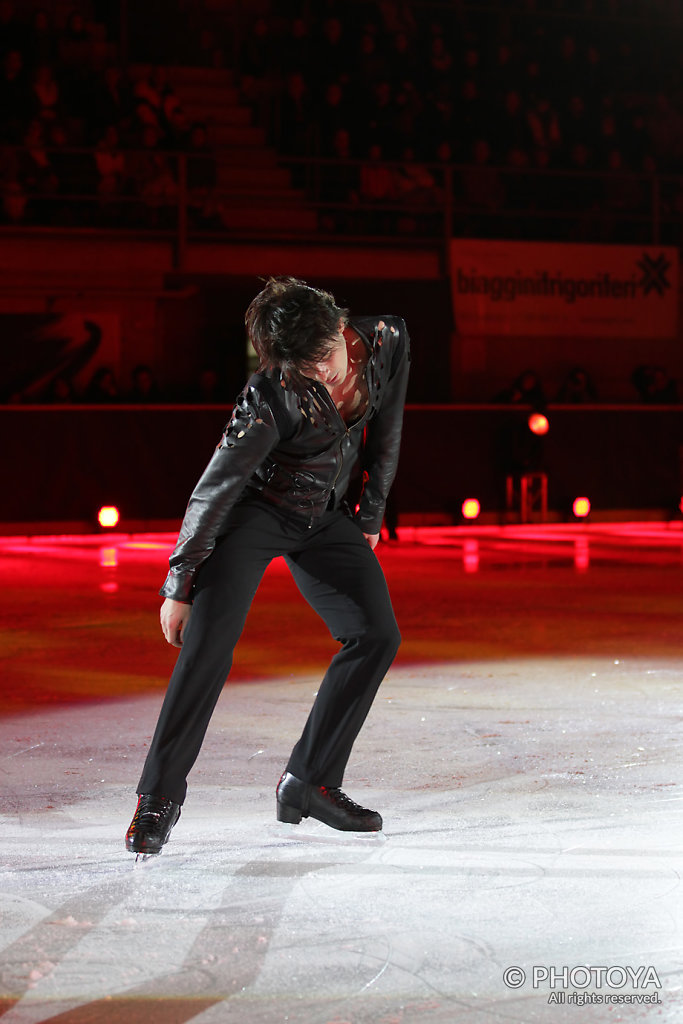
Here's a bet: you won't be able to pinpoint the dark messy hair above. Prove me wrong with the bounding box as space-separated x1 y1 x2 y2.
245 276 348 376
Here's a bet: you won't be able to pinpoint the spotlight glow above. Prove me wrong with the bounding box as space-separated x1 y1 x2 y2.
99 546 118 568
463 537 480 573
462 498 481 520
528 412 549 436
98 506 120 528
573 497 591 518
574 536 590 572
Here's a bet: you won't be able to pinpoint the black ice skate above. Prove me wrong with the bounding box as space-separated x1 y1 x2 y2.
125 793 180 857
276 771 383 832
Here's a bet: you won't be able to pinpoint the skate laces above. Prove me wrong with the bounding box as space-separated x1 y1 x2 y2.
322 787 367 814
132 795 178 834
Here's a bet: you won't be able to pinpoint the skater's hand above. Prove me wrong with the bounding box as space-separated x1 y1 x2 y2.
363 532 379 550
160 598 191 647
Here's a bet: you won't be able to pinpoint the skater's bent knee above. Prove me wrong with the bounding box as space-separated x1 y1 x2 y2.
369 619 401 656
339 617 401 656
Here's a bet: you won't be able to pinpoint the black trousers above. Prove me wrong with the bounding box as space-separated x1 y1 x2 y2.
137 501 401 805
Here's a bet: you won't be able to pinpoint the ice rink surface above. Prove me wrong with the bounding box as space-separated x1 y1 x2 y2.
1 524 682 1023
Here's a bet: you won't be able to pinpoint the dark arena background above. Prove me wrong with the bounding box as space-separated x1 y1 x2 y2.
1 2 682 1022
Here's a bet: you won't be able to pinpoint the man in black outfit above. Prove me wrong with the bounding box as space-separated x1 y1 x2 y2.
125 277 410 855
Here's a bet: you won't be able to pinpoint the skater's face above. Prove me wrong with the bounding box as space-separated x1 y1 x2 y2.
301 323 348 388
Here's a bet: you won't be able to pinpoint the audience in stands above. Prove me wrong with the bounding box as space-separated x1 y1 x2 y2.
1 0 682 240
2 1 683 408
233 0 683 242
0 4 217 229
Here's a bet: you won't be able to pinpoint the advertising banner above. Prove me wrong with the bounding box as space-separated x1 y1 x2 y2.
450 239 678 338
1 312 120 402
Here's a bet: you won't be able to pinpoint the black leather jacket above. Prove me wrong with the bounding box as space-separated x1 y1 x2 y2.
160 315 410 602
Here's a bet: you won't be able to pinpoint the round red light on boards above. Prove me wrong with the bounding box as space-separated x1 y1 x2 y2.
573 497 591 518
462 498 480 520
98 506 120 528
528 413 549 435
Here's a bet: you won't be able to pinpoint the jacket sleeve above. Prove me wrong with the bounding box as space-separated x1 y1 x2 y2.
355 318 410 534
159 384 280 602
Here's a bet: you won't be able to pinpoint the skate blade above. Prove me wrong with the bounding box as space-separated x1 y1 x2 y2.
133 851 159 863
272 822 387 845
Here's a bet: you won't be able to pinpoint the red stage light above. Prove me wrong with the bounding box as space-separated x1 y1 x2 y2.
528 412 549 436
98 506 120 528
573 497 591 518
462 498 480 520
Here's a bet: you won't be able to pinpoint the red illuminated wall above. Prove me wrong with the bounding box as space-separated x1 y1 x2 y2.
2 235 681 406
2 405 681 528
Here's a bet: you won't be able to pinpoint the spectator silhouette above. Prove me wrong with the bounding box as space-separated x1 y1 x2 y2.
526 93 562 156
0 49 30 140
455 79 486 154
631 365 679 404
427 30 454 96
126 123 177 221
0 177 27 223
495 369 547 410
17 119 59 220
359 141 398 233
63 10 90 43
282 17 311 75
391 78 422 155
186 121 215 189
44 374 77 403
504 145 533 211
363 79 396 156
461 139 505 216
493 90 532 162
387 31 418 88
315 16 347 87
27 9 57 67
186 368 229 404
47 120 93 222
86 66 133 144
279 71 313 158
320 127 359 233
560 94 591 162
30 63 60 122
0 1 26 56
556 367 597 403
85 366 119 403
127 364 163 403
94 124 126 197
318 80 351 154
